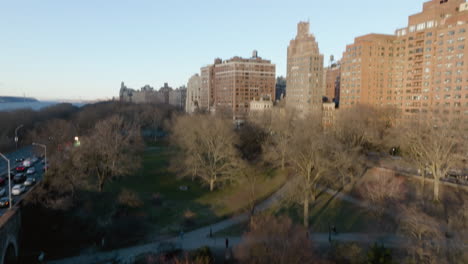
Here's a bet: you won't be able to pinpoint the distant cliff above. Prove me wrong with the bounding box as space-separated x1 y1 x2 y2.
0 96 39 103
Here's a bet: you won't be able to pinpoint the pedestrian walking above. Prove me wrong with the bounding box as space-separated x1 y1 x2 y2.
209 227 213 238
225 238 229 248
332 225 337 235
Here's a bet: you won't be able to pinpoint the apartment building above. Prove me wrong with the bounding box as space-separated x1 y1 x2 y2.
186 74 201 113
214 51 276 120
340 0 468 123
325 62 341 102
286 22 324 114
198 51 276 120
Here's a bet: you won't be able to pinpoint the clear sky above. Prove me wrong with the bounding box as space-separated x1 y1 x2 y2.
1 0 425 100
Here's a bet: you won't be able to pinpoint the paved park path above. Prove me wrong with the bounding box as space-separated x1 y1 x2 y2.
47 176 468 264
48 180 295 264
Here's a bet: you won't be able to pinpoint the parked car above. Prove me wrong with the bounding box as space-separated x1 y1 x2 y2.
0 188 5 197
0 197 10 208
26 167 36 175
11 185 25 196
15 166 26 173
13 173 26 183
24 177 36 186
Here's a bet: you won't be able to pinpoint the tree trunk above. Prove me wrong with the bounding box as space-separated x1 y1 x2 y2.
98 175 105 192
209 179 215 192
421 171 426 199
433 177 440 202
303 196 309 227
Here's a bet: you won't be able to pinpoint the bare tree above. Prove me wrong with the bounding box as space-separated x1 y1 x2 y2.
358 171 406 219
334 104 399 152
287 117 335 227
76 115 143 192
331 143 365 189
398 204 446 264
235 214 318 264
29 118 78 156
171 115 239 191
258 108 296 170
237 163 262 217
401 120 464 201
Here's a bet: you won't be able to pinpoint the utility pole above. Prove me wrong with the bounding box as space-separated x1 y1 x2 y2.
15 124 24 150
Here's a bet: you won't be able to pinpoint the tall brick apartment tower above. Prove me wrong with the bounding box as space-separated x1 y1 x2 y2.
286 22 324 114
341 0 468 125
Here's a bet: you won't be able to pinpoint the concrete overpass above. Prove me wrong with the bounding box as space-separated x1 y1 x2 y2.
0 207 20 264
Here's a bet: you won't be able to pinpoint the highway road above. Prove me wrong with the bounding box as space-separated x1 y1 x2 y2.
0 146 45 217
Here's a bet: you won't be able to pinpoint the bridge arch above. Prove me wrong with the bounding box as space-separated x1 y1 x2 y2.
2 235 18 264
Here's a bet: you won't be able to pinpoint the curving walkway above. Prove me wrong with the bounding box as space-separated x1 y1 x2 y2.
48 180 294 264
47 178 468 264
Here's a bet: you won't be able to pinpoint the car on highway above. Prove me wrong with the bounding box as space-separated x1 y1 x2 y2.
23 159 32 168
15 166 26 173
31 157 39 164
0 187 5 197
13 173 26 183
26 167 36 175
15 158 24 163
0 197 10 208
11 184 26 196
24 177 36 186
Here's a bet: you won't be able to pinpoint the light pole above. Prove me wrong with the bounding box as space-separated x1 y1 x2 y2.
0 153 13 209
15 124 24 150
33 143 47 173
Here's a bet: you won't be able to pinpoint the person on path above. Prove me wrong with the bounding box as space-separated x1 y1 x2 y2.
225 238 229 248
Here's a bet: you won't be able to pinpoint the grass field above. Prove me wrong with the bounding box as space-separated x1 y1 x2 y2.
211 191 386 238
274 191 394 233
104 141 287 236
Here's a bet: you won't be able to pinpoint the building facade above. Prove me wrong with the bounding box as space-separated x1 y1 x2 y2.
322 102 336 127
119 82 186 109
250 97 274 112
340 0 468 124
325 61 341 103
275 76 287 101
200 51 276 120
186 74 201 113
286 21 325 114
200 61 218 112
169 86 187 110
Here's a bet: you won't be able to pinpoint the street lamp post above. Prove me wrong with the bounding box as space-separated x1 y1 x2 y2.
33 143 47 173
15 124 24 150
0 153 13 209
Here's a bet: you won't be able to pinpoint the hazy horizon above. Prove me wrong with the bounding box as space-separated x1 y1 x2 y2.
1 0 423 100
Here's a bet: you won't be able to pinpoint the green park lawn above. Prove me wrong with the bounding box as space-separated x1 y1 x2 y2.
212 192 386 238
275 191 391 233
104 141 287 236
